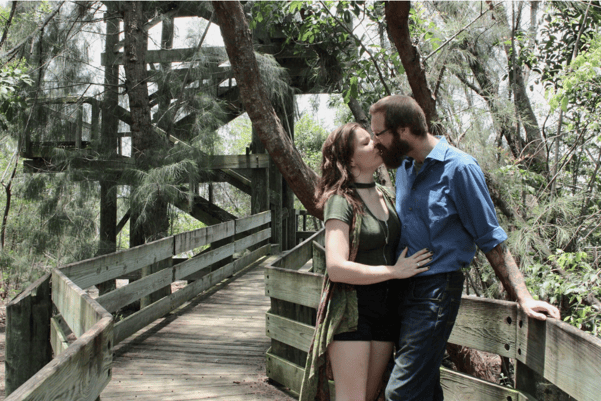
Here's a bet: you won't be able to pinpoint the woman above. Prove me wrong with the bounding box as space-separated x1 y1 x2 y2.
300 122 433 401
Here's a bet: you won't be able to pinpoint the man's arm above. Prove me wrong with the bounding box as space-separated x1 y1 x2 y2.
485 242 560 321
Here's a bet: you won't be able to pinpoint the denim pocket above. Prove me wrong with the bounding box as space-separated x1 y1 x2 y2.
409 274 448 302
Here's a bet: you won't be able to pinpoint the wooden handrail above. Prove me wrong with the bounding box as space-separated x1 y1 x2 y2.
264 228 601 401
6 211 273 400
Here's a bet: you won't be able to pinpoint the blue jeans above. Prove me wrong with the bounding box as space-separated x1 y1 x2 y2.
385 271 464 401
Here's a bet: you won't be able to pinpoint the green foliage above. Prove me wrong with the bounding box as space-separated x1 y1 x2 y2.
526 250 601 336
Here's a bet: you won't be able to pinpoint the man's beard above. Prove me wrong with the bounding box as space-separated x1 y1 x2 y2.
378 133 410 169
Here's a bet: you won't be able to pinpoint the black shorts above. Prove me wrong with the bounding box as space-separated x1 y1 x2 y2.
333 281 398 342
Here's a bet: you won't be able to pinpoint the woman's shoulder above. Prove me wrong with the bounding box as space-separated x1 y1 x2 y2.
324 194 353 223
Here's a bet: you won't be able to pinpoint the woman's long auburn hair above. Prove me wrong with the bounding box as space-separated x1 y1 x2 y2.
315 122 365 216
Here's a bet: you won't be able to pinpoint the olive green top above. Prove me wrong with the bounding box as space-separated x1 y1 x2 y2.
299 185 398 401
324 193 400 268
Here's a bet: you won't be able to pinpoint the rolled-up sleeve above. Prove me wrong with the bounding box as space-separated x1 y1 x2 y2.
452 163 507 253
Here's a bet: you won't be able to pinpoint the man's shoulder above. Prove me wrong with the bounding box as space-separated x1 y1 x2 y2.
444 144 479 169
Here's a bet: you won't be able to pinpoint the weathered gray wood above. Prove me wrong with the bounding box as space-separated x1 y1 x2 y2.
265 349 304 396
174 243 235 281
5 273 53 396
101 46 227 65
52 269 106 338
140 257 173 309
440 367 533 401
541 318 601 400
114 244 271 345
60 237 174 289
234 228 271 253
265 312 314 352
5 316 113 401
449 296 518 358
203 154 270 170
311 241 326 274
264 266 322 309
50 314 71 357
235 210 271 234
173 221 235 255
271 229 325 271
97 267 173 313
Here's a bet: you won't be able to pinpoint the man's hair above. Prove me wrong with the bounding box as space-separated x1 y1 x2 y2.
369 95 428 138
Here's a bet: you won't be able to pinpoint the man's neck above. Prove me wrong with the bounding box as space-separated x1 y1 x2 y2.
409 133 438 163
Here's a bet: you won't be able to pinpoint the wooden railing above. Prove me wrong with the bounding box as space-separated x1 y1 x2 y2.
6 211 272 400
264 228 601 401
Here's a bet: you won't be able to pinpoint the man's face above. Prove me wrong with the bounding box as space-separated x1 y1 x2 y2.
371 112 410 169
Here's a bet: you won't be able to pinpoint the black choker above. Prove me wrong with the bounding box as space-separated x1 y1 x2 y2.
353 182 376 189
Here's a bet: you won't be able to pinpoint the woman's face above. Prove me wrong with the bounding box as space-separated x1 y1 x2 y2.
350 128 383 173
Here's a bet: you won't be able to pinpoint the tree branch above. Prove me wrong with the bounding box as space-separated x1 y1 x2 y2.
317 0 391 96
0 1 17 51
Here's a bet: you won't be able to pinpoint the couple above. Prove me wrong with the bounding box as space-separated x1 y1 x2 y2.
299 95 560 401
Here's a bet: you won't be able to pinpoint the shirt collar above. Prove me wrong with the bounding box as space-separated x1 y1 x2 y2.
401 136 449 170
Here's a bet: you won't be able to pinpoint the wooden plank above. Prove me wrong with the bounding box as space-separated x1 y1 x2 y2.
101 46 228 65
50 315 71 357
174 243 235 281
271 229 325 271
235 211 271 234
5 273 53 396
202 154 270 170
265 312 314 352
265 267 322 309
52 269 107 338
541 318 601 400
174 221 235 255
114 246 271 345
516 308 547 377
97 267 174 313
5 316 113 401
449 296 518 358
440 367 532 401
234 228 271 253
60 236 174 289
233 243 272 273
265 349 303 395
311 241 326 274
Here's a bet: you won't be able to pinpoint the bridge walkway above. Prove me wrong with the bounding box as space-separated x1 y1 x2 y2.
101 259 294 401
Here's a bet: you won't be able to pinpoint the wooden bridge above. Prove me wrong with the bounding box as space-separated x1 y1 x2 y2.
5 214 601 400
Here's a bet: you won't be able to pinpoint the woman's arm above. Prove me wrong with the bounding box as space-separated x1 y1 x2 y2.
325 219 431 284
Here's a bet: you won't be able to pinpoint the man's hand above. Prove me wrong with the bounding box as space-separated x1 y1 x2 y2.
519 297 561 321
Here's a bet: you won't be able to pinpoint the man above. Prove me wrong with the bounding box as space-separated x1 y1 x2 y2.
369 95 560 401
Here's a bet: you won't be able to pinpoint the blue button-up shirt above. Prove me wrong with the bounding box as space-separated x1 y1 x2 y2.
395 137 507 275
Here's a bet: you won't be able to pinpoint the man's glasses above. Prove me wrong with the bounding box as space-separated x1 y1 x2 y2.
372 128 390 138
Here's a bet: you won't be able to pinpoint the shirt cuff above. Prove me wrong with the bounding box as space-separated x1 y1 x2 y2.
476 226 508 253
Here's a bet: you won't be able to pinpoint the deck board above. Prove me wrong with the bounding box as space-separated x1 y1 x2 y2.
101 259 295 401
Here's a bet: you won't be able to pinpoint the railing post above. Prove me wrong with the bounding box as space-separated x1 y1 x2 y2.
5 273 53 396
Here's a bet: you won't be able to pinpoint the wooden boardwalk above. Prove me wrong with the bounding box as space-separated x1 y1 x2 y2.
101 258 295 401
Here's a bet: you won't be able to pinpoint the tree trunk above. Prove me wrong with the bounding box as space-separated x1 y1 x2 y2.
385 2 440 134
212 1 322 220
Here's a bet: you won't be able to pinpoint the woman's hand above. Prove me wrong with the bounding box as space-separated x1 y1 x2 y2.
392 247 432 279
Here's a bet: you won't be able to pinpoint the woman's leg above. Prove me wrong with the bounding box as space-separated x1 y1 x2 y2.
366 341 394 401
328 340 371 401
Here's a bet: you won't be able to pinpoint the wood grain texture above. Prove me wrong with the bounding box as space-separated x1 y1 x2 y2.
60 237 174 289
102 260 294 401
272 229 324 271
173 221 235 255
449 296 518 358
264 267 322 309
5 316 113 401
5 273 53 396
542 318 601 400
